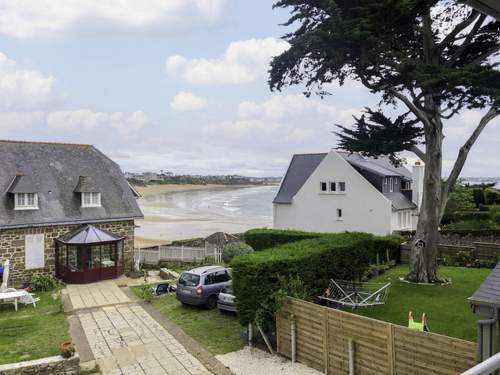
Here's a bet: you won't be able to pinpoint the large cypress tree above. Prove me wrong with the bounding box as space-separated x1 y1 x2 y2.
269 0 500 282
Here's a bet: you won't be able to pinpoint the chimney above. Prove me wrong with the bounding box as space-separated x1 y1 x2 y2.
412 161 424 209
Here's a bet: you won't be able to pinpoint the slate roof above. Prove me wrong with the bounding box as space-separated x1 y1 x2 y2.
273 150 416 210
384 192 417 210
338 151 412 180
57 224 124 244
7 174 37 193
469 262 500 307
74 176 99 193
0 140 143 229
273 153 327 204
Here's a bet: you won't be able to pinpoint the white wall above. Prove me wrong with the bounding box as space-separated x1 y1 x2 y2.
273 151 393 235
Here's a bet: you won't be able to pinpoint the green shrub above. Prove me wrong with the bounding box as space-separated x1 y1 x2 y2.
472 188 485 207
452 211 490 222
492 212 500 225
445 220 497 230
371 234 404 264
232 232 374 325
30 272 58 291
223 242 254 264
244 228 321 251
485 189 500 205
137 284 153 303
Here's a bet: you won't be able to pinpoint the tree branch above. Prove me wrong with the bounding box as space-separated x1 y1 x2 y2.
441 106 500 214
447 14 486 66
438 10 479 50
469 44 500 66
408 145 426 161
387 88 431 127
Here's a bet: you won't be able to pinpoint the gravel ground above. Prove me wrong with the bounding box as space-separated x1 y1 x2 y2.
216 347 322 375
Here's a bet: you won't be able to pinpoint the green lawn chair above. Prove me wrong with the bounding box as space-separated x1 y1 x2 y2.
408 311 429 332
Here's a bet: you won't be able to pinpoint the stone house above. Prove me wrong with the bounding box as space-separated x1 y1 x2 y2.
0 140 143 286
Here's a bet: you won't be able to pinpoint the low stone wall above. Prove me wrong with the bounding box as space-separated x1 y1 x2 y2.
0 220 135 287
0 355 80 375
401 241 500 264
438 232 500 246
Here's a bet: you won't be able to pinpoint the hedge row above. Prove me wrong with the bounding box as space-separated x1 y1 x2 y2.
372 234 405 263
232 232 377 325
397 228 500 237
244 228 321 251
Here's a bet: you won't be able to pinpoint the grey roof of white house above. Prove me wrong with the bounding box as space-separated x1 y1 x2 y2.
338 151 412 179
0 140 143 229
273 150 416 210
469 263 500 307
384 192 417 210
273 153 327 204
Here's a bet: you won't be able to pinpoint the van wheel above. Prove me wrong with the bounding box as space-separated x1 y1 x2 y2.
206 295 217 309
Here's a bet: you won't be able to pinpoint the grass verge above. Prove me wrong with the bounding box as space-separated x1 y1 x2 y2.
132 287 245 354
0 291 69 364
354 265 490 341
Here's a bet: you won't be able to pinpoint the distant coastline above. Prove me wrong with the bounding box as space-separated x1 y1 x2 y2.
133 184 278 248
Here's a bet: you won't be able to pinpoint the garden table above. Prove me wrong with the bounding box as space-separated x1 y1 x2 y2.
0 290 36 312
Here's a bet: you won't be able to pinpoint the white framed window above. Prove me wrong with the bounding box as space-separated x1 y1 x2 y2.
81 192 101 207
320 182 327 192
398 210 412 229
15 193 38 210
338 182 346 192
330 182 336 192
388 177 394 192
337 208 343 219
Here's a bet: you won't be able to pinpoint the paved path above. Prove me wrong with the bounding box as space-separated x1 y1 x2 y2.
66 281 211 375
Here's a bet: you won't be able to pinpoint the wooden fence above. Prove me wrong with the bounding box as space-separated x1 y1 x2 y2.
401 242 500 264
134 244 222 265
277 298 477 375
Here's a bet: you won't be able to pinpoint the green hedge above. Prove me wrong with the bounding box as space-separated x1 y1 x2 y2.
232 232 374 325
244 228 321 251
371 234 405 263
452 211 491 222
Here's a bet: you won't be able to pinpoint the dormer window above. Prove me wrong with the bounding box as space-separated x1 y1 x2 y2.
15 192 38 210
81 192 101 208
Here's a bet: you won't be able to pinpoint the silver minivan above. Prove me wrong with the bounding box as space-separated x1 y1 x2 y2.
176 266 232 309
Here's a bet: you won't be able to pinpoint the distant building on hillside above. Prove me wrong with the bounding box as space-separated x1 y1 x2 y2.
273 149 422 235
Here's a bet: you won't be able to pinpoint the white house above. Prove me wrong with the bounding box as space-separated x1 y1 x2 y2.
273 149 423 235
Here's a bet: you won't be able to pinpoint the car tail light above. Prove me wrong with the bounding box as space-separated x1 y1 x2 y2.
196 286 203 296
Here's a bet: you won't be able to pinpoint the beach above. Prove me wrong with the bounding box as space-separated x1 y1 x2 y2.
133 184 278 248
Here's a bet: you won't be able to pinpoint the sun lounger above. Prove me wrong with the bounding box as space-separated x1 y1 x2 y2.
0 290 37 311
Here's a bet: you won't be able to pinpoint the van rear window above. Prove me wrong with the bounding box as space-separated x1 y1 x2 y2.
179 273 200 287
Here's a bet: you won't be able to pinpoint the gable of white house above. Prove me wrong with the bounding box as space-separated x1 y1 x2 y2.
274 151 395 235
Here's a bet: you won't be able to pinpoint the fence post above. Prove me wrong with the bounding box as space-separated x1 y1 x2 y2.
387 323 395 375
323 308 329 374
291 314 296 363
348 339 355 375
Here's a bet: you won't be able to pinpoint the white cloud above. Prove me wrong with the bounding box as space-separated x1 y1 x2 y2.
170 92 208 112
165 38 290 85
0 0 226 39
204 94 356 153
46 110 151 133
0 53 54 109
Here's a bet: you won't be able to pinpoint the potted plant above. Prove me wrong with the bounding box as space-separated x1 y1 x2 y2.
60 342 75 358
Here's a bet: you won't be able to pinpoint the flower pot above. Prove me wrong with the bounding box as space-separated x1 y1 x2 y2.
60 342 75 358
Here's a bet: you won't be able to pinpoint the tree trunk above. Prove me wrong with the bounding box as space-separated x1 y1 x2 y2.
407 124 443 282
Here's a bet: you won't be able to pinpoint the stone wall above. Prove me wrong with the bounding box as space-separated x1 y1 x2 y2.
0 220 135 287
438 232 500 246
0 355 79 375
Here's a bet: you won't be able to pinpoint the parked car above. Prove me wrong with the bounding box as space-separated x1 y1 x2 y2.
176 265 232 308
217 283 236 313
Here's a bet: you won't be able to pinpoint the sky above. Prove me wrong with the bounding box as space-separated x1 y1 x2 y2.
0 1 498 178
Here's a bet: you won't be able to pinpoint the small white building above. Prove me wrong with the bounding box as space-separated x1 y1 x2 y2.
273 149 423 235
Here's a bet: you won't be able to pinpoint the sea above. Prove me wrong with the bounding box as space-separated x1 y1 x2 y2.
135 185 279 243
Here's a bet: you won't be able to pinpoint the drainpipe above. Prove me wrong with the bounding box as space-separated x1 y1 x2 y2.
477 308 498 367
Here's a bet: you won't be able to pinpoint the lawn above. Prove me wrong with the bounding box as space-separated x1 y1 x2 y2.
133 288 245 355
354 265 490 342
0 291 70 365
